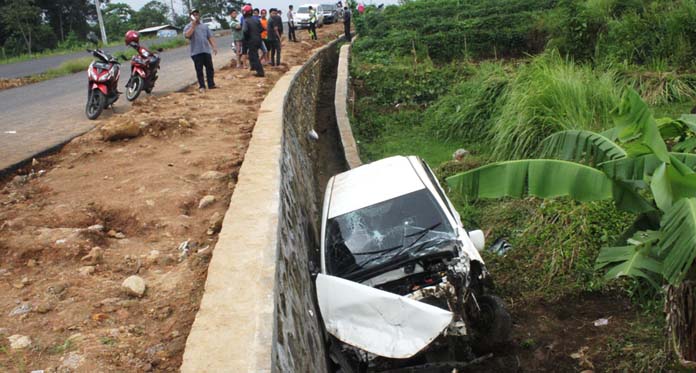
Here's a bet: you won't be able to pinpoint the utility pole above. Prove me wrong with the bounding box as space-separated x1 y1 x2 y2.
94 0 108 44
170 0 177 23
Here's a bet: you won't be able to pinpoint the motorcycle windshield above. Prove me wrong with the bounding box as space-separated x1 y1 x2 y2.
325 189 456 279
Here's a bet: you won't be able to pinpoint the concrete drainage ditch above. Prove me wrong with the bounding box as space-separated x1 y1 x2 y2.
181 38 357 372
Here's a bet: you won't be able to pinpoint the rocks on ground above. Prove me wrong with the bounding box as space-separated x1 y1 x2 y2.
122 275 147 298
8 334 32 349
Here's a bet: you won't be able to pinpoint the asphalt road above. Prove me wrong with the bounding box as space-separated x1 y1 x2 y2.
0 35 233 173
0 37 196 79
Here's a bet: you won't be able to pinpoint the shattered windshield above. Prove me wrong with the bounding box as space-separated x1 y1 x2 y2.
325 189 455 278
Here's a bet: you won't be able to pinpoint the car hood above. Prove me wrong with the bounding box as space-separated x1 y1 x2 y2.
295 13 310 20
316 273 453 359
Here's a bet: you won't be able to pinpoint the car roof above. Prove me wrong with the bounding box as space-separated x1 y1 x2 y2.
327 156 428 218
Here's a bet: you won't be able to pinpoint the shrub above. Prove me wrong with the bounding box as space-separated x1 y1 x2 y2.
425 62 511 141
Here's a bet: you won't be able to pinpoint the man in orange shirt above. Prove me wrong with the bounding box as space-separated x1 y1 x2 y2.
260 9 269 64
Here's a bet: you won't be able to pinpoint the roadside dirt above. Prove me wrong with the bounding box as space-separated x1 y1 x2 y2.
0 23 343 372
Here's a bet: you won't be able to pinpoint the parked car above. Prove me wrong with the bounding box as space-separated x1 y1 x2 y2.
321 4 339 23
316 156 511 371
295 4 325 29
201 16 221 31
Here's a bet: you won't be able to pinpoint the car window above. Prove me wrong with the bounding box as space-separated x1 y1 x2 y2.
325 189 454 278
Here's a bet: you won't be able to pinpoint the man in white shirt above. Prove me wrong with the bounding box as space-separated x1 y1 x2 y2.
287 5 298 42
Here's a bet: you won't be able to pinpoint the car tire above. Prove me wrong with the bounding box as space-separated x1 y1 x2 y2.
471 295 512 352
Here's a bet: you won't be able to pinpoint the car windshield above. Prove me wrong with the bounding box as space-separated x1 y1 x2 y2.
325 189 455 278
298 7 309 13
202 18 213 23
322 5 334 9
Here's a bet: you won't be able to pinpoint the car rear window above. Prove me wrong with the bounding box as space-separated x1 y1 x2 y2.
325 189 454 278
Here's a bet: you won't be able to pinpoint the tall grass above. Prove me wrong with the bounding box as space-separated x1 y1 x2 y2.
491 51 621 160
426 62 511 141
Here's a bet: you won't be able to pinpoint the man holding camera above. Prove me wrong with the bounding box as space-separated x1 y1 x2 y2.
184 9 219 92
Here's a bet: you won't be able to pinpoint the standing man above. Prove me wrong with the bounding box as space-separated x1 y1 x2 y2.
267 8 282 66
308 6 317 40
229 9 244 69
184 9 218 92
242 5 265 77
343 6 351 41
287 5 297 42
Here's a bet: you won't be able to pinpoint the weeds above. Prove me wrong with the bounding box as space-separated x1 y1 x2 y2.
49 338 74 355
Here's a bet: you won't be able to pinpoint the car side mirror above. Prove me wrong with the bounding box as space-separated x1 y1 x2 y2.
469 230 485 252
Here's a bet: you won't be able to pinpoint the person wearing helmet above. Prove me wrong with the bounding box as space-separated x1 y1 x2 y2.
242 4 265 77
184 8 218 92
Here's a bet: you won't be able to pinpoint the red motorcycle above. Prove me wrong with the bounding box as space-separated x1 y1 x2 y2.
85 33 121 120
124 30 161 101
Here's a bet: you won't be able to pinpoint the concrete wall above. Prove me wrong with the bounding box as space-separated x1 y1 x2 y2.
182 40 343 372
335 43 362 169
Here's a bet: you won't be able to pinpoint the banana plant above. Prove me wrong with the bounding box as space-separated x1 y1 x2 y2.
447 89 696 286
447 88 696 364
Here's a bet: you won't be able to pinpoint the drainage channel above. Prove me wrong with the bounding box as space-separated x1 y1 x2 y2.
273 40 350 373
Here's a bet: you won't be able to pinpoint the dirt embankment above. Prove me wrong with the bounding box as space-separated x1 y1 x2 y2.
0 24 343 372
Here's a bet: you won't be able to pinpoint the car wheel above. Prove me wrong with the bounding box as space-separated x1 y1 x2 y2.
471 295 512 352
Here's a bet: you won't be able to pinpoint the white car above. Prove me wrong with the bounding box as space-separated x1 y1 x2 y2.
317 156 511 370
295 4 325 29
201 16 221 31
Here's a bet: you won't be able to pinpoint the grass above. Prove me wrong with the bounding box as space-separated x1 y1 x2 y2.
490 51 621 160
0 36 185 65
0 37 187 87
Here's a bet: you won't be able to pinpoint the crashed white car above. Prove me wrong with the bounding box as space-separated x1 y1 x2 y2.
317 156 511 371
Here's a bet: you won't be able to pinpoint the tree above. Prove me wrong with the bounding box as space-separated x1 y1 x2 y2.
133 1 169 29
447 89 696 365
186 0 243 22
102 2 135 39
0 0 41 54
37 0 92 42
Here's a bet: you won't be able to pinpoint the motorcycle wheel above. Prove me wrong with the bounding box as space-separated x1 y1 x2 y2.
126 75 144 101
85 89 106 120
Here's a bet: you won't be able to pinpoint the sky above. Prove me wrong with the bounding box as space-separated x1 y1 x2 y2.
120 0 400 19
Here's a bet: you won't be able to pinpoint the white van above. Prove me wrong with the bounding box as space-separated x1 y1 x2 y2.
295 4 325 29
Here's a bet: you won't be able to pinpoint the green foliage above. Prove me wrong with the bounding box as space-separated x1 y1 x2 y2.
353 0 555 63
491 51 621 160
425 62 511 141
545 0 696 69
351 55 467 106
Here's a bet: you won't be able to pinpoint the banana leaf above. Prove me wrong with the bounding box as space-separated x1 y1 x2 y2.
612 89 670 162
600 153 696 184
658 198 696 285
446 159 614 202
539 130 626 166
651 162 696 211
595 230 662 288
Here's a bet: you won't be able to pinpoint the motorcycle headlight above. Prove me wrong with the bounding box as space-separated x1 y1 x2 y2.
88 67 97 80
98 71 111 82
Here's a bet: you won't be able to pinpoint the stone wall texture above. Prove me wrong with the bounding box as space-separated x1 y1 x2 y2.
272 40 343 372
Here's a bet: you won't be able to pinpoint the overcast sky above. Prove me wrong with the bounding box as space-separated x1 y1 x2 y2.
119 0 400 18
